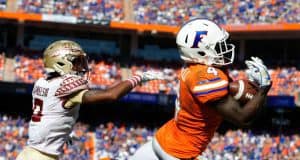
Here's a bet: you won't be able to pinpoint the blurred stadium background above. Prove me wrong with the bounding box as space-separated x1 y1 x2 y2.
0 0 300 159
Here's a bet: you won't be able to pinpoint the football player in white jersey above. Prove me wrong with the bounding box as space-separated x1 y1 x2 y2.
16 40 162 160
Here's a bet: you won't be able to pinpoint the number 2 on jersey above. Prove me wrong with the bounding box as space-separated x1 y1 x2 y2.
31 98 43 122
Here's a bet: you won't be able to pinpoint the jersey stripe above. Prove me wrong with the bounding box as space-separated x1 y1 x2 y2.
194 87 227 96
206 77 221 82
193 80 228 92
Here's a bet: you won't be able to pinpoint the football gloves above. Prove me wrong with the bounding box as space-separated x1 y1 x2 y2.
245 57 271 88
66 132 79 146
128 70 164 88
139 70 164 83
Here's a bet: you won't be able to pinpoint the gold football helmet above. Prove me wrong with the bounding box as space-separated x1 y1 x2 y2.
43 40 88 76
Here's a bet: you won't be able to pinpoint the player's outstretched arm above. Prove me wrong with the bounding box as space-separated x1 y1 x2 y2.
82 79 137 104
81 71 163 104
212 57 272 126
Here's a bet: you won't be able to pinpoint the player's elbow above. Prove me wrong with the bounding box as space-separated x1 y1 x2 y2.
105 90 121 102
81 90 119 104
105 91 120 101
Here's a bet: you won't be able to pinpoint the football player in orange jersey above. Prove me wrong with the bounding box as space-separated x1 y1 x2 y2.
131 19 272 160
16 40 163 160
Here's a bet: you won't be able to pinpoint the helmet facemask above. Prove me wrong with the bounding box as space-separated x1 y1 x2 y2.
210 37 235 66
71 54 90 80
66 53 89 76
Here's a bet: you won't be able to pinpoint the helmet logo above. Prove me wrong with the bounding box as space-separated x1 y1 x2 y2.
191 31 208 48
63 42 73 49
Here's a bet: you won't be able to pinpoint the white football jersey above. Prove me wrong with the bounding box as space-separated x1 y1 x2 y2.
28 74 88 156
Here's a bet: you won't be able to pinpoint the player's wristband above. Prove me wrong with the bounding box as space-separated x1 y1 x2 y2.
126 75 142 88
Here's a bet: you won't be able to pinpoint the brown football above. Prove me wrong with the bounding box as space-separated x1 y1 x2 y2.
229 79 259 104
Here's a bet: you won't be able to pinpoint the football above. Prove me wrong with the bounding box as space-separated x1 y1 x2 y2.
229 79 259 104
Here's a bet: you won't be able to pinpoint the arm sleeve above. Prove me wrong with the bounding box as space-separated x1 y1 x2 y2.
64 89 88 108
185 67 229 104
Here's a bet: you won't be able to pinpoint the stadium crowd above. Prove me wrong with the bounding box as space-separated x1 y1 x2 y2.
17 0 124 22
15 0 300 25
1 114 300 160
94 122 155 160
11 55 300 96
0 53 4 80
202 129 300 160
133 0 300 25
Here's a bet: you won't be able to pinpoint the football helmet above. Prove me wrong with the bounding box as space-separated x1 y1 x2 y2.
176 18 235 66
43 40 88 76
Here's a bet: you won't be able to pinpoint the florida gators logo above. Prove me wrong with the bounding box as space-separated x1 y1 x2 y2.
191 31 208 48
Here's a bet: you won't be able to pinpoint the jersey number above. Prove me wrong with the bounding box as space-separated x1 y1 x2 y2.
207 67 218 76
31 98 43 122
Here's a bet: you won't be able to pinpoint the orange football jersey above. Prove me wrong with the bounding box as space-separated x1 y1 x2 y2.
155 64 229 159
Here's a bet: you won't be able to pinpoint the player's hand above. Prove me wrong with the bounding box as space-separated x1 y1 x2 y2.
245 57 271 88
66 137 73 146
138 70 164 83
66 132 79 146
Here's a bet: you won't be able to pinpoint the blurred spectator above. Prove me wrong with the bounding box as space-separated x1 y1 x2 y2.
14 55 44 84
202 129 300 160
0 52 4 80
0 0 6 10
94 122 155 160
89 59 122 89
0 114 28 160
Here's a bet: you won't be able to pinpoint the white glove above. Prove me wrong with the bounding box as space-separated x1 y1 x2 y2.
128 70 164 88
139 70 164 83
245 57 271 88
66 132 79 146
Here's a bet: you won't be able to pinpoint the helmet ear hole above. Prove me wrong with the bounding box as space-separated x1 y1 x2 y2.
57 62 65 66
197 52 206 56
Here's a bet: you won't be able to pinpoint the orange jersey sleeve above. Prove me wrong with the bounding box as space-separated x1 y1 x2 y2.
183 65 229 104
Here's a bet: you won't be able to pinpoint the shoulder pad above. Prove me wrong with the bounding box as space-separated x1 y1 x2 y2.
55 75 88 97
